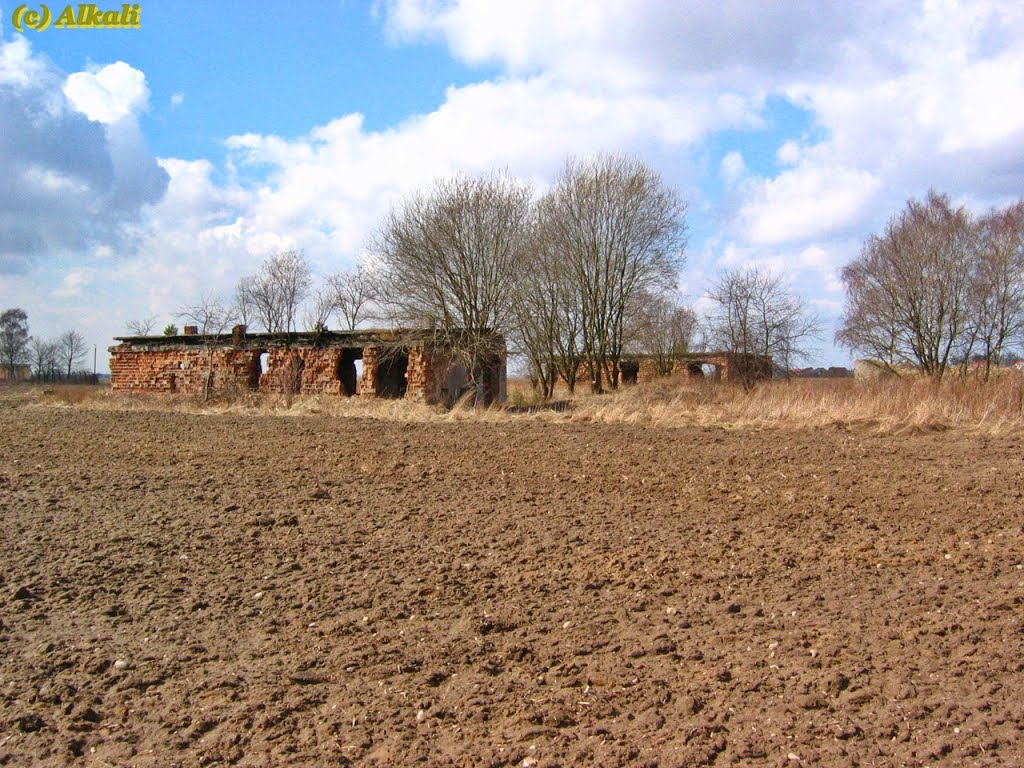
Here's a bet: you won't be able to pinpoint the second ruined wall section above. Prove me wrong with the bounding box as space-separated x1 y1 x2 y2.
257 348 345 395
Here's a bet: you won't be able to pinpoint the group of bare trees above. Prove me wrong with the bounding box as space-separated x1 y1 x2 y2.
838 191 1024 379
370 171 532 398
369 155 691 398
126 153 829 402
1 308 91 382
705 267 821 388
29 330 89 381
232 250 376 336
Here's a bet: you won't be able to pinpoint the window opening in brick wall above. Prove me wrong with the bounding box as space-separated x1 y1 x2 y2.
259 352 270 374
702 363 721 380
250 352 266 390
338 348 363 396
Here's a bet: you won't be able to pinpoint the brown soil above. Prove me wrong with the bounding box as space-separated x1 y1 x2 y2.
1 403 1023 767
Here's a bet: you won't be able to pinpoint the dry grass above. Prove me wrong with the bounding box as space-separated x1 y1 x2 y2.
564 373 1024 433
12 372 1024 434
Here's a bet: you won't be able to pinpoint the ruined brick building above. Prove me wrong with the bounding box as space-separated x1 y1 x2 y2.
608 351 774 385
109 326 506 405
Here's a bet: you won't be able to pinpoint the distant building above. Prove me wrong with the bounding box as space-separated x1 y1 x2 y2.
108 326 506 405
0 364 31 382
594 352 773 385
789 366 854 379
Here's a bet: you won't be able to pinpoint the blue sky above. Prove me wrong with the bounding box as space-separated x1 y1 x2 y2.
2 0 1023 373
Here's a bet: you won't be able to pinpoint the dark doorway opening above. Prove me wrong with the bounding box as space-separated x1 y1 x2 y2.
620 361 639 385
338 348 363 396
687 362 704 378
377 352 408 398
250 352 266 390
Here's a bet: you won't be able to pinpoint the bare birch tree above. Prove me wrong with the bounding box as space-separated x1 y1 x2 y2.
57 330 87 377
971 202 1024 379
837 191 977 378
125 315 157 336
29 337 59 380
233 276 255 329
706 267 820 389
510 223 584 398
627 290 699 376
240 251 312 334
537 154 687 392
371 171 532 399
325 265 377 330
302 286 339 347
178 296 235 400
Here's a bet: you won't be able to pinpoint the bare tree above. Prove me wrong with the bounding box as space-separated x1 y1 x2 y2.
971 201 1024 379
303 286 337 341
29 337 59 380
837 191 976 378
627 290 699 376
325 265 377 331
371 171 532 400
177 296 236 400
537 154 687 392
510 225 585 399
57 330 87 377
240 251 312 334
1 308 31 379
270 250 312 334
233 276 255 329
706 266 820 389
125 315 158 336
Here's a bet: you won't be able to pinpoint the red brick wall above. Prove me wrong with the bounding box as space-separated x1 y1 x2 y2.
359 347 378 396
258 348 345 395
109 339 506 404
110 348 259 393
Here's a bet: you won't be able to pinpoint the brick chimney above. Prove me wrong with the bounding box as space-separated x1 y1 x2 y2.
183 325 198 336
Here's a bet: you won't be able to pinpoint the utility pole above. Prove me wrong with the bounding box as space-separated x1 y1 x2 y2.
93 344 97 375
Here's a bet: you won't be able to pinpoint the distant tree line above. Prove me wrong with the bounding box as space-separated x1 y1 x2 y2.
838 191 1024 379
0 309 95 383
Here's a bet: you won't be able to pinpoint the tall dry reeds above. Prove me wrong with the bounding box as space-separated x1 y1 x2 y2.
565 373 1024 433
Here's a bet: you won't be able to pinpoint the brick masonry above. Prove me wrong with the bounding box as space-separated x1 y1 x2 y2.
108 329 506 405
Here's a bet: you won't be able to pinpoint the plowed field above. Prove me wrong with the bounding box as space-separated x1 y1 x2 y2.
2 403 1023 767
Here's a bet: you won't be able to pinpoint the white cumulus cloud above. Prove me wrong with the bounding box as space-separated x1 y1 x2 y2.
63 61 150 124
